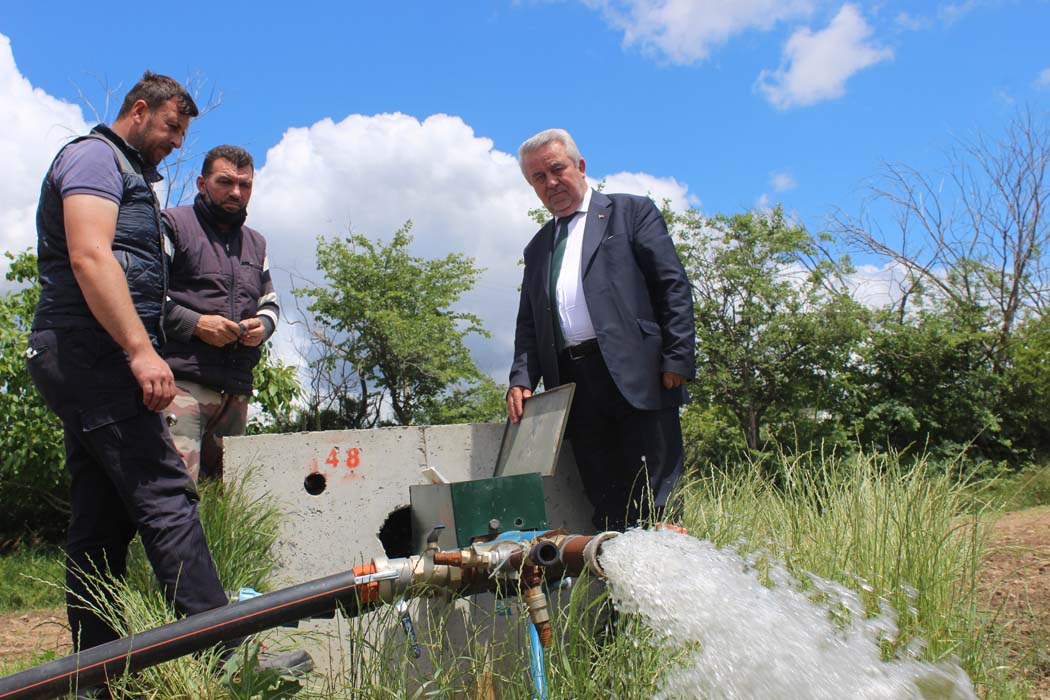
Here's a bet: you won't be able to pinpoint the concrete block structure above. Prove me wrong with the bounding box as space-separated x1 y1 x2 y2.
224 423 595 679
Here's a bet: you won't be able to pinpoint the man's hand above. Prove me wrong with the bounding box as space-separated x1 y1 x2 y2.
194 314 242 347
507 385 533 424
129 347 176 411
238 317 266 347
662 371 688 390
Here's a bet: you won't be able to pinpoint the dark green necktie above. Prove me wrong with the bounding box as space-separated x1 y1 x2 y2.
549 214 575 350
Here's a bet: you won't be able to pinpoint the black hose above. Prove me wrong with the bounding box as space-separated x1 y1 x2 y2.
0 569 367 700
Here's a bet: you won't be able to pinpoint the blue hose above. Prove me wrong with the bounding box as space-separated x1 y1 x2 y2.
528 622 548 700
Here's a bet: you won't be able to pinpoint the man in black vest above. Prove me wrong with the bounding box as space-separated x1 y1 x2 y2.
26 72 232 658
161 146 280 481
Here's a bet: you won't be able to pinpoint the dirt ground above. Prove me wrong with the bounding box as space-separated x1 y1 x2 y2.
2 508 1049 694
0 608 69 667
977 505 1050 697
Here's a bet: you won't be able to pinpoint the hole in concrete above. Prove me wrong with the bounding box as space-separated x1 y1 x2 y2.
304 472 327 496
379 506 414 559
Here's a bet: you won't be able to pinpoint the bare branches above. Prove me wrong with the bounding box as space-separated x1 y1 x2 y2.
160 71 224 207
69 74 121 124
283 270 383 430
832 109 1050 370
70 70 225 208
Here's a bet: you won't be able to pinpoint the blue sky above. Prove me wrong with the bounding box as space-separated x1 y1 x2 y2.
2 0 1049 377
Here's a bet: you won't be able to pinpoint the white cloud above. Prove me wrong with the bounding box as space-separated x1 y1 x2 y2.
893 11 929 31
0 33 89 274
597 171 697 210
1035 68 1050 91
582 0 814 64
938 0 984 25
250 112 698 376
846 261 913 308
756 4 893 109
0 32 699 382
770 171 797 192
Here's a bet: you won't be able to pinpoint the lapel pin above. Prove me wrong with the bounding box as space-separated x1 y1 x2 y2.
598 213 605 219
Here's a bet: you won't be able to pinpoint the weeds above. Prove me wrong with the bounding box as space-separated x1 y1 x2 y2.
1 450 1043 698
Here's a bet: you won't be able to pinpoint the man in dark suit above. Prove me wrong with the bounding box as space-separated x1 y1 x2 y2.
508 128 696 531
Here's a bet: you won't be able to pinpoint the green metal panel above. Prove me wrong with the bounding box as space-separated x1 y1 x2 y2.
450 473 548 546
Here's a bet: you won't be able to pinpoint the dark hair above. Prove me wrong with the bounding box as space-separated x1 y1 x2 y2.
202 145 255 176
116 71 199 118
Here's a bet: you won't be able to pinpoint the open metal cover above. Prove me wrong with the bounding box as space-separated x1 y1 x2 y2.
492 383 575 478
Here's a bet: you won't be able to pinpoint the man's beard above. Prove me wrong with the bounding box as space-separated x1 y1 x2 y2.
199 189 248 228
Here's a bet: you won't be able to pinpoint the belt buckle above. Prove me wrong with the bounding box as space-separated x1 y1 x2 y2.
567 340 591 360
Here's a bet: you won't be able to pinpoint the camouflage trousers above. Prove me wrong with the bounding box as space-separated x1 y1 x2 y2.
166 380 249 481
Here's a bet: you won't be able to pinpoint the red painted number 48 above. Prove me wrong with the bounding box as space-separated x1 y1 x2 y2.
325 447 361 469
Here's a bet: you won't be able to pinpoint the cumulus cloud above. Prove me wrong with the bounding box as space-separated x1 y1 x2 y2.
250 112 698 375
0 32 700 380
846 261 913 308
597 171 697 210
770 171 797 192
581 0 814 64
756 4 893 109
1035 68 1050 91
0 33 89 273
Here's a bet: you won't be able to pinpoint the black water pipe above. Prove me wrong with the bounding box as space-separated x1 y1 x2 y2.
0 531 617 700
0 568 367 700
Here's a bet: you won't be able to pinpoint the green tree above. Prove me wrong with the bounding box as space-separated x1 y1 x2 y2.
295 223 496 426
833 110 1050 467
847 302 1006 464
834 109 1050 374
671 206 865 462
0 250 66 541
247 343 303 434
1002 313 1050 457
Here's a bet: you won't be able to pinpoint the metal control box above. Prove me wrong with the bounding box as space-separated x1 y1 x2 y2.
450 473 547 546
410 386 572 552
410 473 548 550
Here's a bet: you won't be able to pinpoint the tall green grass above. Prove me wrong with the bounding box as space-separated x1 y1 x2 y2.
2 469 292 697
0 546 63 611
668 449 1028 698
318 578 684 700
125 468 283 595
672 451 982 656
3 449 1037 698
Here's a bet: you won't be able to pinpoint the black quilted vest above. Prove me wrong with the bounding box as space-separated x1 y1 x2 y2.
33 125 167 345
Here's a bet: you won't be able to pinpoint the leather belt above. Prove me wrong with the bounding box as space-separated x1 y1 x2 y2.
562 338 600 360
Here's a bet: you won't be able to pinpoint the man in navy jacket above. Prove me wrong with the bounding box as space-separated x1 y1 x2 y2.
508 128 695 531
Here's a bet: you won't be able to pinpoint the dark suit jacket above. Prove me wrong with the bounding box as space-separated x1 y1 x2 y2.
509 190 695 410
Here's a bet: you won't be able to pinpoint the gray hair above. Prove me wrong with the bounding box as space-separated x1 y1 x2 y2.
518 128 581 178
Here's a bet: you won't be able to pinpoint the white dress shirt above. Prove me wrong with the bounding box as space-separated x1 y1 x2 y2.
553 188 596 346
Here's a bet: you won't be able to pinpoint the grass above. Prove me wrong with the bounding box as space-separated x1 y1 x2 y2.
0 545 63 612
673 450 985 658
2 449 1047 698
321 576 685 700
125 467 284 597
968 462 1050 512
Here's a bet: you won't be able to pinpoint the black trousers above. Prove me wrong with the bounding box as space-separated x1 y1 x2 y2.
27 328 229 651
558 347 684 532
